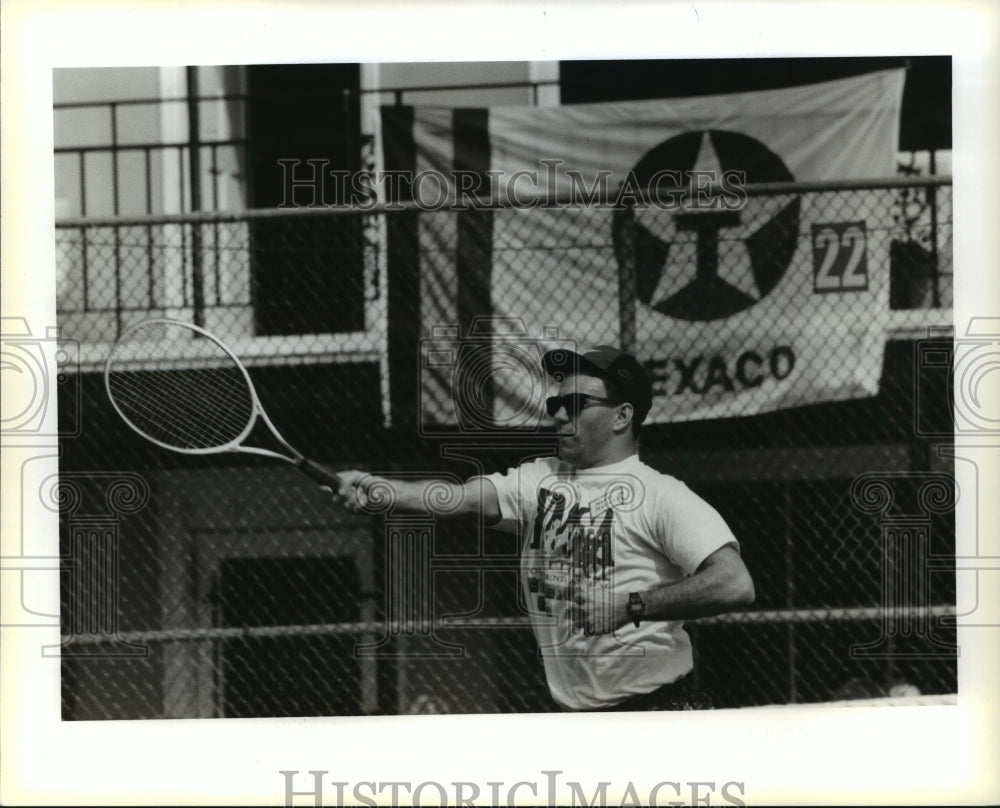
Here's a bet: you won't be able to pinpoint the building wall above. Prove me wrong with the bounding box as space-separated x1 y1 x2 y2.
54 62 558 221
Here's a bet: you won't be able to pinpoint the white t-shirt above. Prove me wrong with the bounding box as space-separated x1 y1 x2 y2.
483 453 737 710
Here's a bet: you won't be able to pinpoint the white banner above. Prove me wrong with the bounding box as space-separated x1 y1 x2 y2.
385 69 906 428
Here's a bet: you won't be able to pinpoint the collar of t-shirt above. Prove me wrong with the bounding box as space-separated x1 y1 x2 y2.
567 453 641 476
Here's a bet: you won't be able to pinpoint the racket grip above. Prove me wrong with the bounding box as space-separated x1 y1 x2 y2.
295 457 343 489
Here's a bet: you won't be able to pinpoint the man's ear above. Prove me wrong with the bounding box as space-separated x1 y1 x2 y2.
613 402 635 435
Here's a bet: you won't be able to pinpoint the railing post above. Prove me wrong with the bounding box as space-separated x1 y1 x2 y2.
111 102 122 336
927 154 941 309
187 66 205 326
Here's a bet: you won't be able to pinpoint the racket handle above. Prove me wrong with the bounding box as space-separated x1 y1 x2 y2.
295 457 343 488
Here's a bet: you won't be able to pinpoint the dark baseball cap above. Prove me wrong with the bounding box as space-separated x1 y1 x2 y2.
542 345 653 423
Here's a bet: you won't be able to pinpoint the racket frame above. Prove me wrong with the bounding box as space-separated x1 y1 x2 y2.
104 318 303 464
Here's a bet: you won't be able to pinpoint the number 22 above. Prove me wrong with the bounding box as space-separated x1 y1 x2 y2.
815 225 867 290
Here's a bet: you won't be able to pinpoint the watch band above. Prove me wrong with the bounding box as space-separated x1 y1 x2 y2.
627 591 644 627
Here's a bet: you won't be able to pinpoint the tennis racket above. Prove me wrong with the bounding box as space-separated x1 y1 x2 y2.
104 318 344 490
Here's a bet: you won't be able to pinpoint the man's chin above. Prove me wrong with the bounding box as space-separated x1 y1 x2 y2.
556 440 578 464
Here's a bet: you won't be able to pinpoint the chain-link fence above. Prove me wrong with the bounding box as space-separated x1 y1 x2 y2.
52 178 956 719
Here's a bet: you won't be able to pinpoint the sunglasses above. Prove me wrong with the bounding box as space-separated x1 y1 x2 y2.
545 393 621 419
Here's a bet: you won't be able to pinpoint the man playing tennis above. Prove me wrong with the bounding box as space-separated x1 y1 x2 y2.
335 346 754 711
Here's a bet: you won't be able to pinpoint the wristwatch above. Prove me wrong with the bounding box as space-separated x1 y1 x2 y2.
627 592 645 627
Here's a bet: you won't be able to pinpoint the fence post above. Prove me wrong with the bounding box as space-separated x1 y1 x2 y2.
617 211 637 354
382 106 421 432
187 66 205 326
927 157 941 308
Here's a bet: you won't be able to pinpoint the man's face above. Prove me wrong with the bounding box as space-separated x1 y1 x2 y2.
551 373 623 468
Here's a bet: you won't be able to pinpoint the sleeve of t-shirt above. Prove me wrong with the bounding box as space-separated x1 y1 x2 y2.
478 457 554 535
478 464 527 535
654 478 739 576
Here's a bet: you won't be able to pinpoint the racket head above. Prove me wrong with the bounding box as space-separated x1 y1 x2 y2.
104 319 259 454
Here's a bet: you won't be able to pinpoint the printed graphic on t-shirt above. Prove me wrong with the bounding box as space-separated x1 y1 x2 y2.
525 477 638 625
491 458 725 705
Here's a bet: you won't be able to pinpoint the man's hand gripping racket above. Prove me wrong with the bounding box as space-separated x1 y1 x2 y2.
105 318 364 504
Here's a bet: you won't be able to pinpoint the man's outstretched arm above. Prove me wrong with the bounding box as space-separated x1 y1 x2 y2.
332 470 501 524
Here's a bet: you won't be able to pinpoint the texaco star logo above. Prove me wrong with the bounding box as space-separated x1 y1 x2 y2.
613 130 801 322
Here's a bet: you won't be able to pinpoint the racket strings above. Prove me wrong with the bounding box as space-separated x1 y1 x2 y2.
107 325 257 451
109 365 255 449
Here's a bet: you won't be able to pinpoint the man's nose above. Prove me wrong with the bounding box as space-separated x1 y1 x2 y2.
546 400 569 424
551 404 571 424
